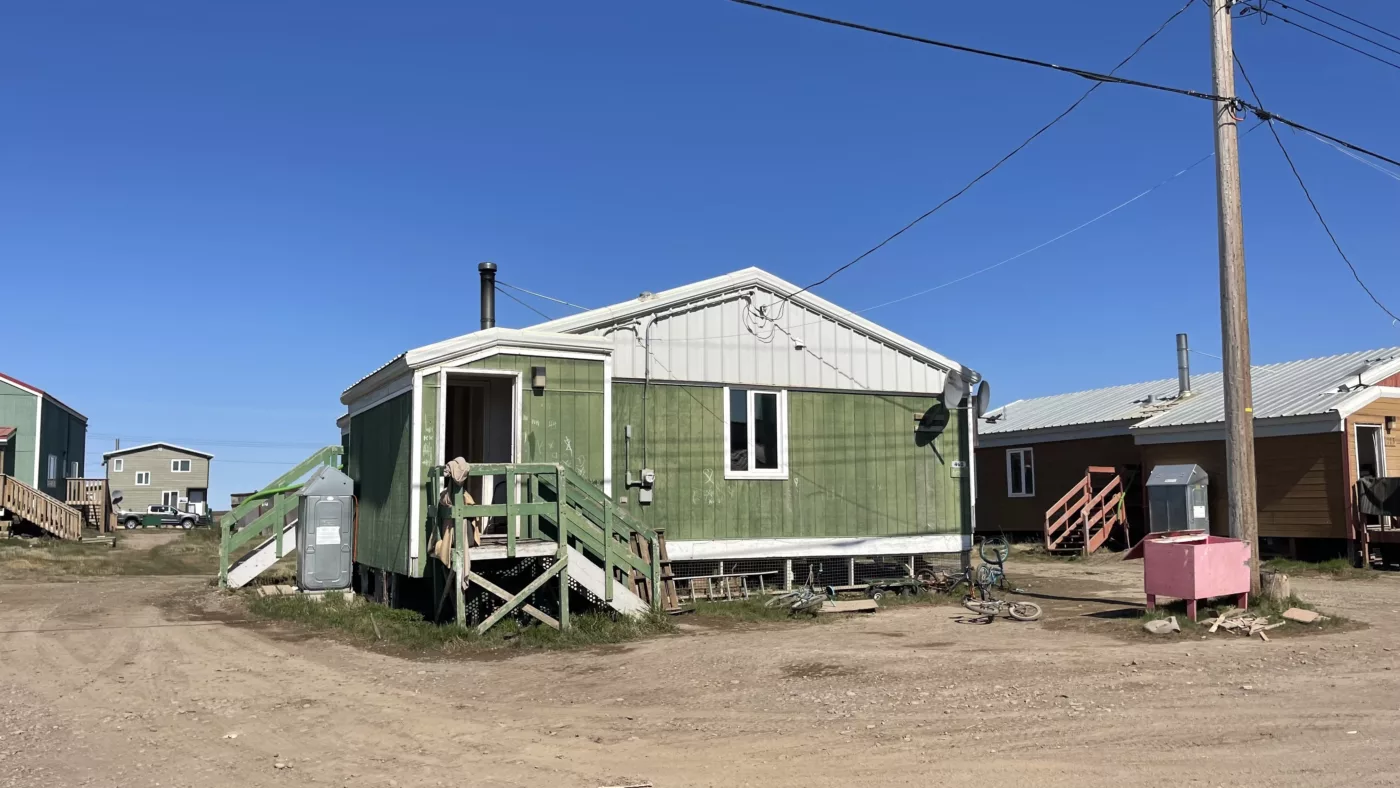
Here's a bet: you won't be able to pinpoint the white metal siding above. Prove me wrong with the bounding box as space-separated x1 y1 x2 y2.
584 289 947 394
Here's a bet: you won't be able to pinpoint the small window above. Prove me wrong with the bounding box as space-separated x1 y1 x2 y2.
46 455 57 487
135 471 151 486
1006 448 1035 497
111 458 124 473
724 387 788 479
171 459 192 473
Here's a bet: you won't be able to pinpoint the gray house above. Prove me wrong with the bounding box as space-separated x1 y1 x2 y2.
103 443 213 514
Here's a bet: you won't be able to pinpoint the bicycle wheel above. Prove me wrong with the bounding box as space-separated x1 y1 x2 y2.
764 591 800 608
791 595 826 615
979 537 1010 566
1007 601 1043 622
962 597 998 616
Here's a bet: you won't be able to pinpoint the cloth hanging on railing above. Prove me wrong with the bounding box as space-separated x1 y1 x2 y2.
1356 477 1400 518
432 458 480 588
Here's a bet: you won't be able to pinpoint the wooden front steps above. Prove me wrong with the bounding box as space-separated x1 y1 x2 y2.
0 474 84 540
1044 466 1127 556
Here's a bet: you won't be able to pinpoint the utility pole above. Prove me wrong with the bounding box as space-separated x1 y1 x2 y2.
1209 0 1260 594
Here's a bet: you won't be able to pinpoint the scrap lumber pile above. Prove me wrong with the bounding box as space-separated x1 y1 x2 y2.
1202 608 1286 640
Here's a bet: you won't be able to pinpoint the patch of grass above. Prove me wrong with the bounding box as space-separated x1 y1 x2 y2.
245 592 678 654
1264 557 1375 580
0 529 232 580
690 597 818 623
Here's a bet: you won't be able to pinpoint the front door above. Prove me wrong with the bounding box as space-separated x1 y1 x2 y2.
1357 425 1386 527
187 488 207 515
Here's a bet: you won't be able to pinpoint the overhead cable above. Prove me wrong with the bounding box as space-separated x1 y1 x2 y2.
1235 54 1400 324
740 0 1201 302
1298 0 1400 44
494 285 554 321
497 280 591 312
1238 3 1400 72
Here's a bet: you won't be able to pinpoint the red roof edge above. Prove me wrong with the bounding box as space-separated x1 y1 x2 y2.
0 372 88 422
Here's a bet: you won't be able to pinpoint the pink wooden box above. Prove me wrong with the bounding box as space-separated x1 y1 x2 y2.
1139 533 1251 620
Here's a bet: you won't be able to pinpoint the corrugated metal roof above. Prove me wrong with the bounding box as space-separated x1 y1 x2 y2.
980 346 1400 436
1135 347 1400 430
979 376 1191 435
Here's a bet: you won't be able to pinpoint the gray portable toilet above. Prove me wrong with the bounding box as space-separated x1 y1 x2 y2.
296 465 354 591
1146 464 1210 533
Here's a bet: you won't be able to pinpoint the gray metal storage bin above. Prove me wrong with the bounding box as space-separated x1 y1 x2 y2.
1146 463 1210 533
296 465 354 591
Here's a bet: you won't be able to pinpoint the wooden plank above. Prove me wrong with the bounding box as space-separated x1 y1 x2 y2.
466 571 560 629
477 556 567 634
819 599 878 614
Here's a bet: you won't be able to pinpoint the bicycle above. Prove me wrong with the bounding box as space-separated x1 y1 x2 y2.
762 567 830 615
961 595 1042 622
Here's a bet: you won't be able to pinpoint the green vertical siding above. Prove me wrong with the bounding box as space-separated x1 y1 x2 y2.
464 354 606 484
38 399 85 492
417 374 440 571
348 392 413 576
0 380 38 485
610 382 969 541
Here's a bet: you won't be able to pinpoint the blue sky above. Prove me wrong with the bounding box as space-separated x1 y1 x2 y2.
3 1 1398 506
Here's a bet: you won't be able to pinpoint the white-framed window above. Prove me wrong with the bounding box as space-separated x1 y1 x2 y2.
162 490 182 508
46 455 57 488
135 471 151 486
111 458 124 473
171 459 192 473
1006 448 1035 497
723 387 788 479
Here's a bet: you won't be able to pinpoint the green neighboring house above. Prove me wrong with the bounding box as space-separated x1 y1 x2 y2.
340 267 983 589
0 372 88 492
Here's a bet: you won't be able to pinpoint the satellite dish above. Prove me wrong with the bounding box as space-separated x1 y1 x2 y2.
942 374 968 407
975 381 992 418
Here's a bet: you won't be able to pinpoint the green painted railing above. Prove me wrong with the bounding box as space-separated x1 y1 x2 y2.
427 462 660 630
218 446 344 588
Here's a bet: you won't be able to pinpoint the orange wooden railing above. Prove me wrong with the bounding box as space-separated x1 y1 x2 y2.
1044 466 1125 556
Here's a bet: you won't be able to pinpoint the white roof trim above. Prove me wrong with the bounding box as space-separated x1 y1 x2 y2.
103 442 214 460
342 327 610 405
1132 412 1344 444
528 267 978 381
1334 386 1400 419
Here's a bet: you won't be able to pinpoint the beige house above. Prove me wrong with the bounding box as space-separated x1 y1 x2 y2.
103 443 213 514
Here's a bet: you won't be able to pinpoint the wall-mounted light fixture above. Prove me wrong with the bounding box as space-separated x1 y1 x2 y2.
1386 415 1396 433
532 366 547 390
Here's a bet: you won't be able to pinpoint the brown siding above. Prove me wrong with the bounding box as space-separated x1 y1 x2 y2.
1140 432 1347 539
975 435 1139 533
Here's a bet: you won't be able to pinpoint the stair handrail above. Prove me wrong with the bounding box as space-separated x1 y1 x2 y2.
1045 475 1091 550
1 472 84 540
217 446 343 588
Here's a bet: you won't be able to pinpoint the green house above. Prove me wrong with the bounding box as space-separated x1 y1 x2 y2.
0 372 87 492
339 268 983 618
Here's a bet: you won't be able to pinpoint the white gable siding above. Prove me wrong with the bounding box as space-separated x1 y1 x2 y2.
577 288 948 394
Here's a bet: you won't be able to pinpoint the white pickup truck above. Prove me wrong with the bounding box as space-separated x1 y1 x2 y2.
119 504 205 530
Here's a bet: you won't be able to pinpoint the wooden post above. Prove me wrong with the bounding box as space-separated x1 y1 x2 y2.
505 468 517 559
1210 0 1261 595
603 497 614 602
557 467 570 631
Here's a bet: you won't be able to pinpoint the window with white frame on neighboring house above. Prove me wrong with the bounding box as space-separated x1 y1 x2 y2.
1006 448 1035 497
46 455 57 488
135 471 151 486
171 459 192 473
162 490 181 508
111 458 123 473
724 387 788 479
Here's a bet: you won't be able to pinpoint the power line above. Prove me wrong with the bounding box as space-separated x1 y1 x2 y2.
747 0 1200 301
1264 0 1400 58
1235 54 1400 324
494 285 554 321
1303 128 1400 182
1238 3 1400 71
497 280 591 312
856 123 1263 313
1299 0 1400 44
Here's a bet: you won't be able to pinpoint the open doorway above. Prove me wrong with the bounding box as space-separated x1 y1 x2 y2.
1357 424 1386 528
444 372 517 537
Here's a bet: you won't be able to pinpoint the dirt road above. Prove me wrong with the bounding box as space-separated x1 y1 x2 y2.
3 563 1400 787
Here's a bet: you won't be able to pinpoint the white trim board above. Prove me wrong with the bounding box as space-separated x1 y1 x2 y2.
1131 412 1343 444
103 442 214 460
1335 386 1400 419
666 533 970 561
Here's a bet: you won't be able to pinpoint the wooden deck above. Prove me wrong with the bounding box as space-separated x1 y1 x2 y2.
66 478 115 533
